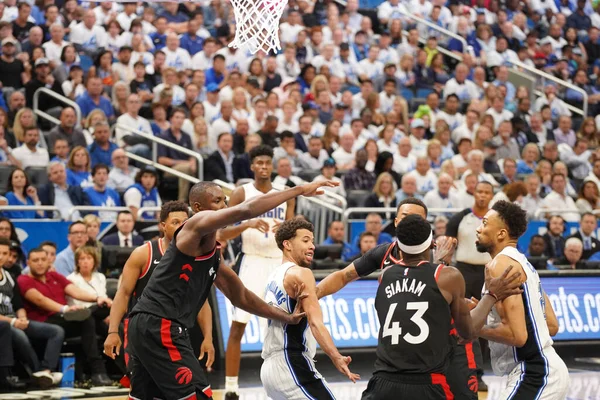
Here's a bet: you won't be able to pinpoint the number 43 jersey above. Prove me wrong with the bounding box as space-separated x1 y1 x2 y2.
374 261 454 375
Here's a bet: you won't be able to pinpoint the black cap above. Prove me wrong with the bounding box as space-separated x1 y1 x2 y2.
323 158 336 168
339 43 350 51
9 240 22 254
334 103 349 110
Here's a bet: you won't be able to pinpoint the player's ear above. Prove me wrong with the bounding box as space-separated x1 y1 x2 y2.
283 240 292 251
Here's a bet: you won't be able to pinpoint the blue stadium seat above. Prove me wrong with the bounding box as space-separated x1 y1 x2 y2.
416 88 434 99
78 54 94 73
400 88 414 101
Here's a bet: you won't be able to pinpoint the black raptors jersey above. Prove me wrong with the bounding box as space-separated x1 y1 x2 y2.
130 226 221 328
127 239 165 314
374 261 453 375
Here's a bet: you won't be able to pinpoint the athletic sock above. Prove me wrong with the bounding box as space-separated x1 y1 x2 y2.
225 376 239 394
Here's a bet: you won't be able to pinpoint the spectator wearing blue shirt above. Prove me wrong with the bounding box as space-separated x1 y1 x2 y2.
149 17 168 51
516 143 539 174
180 20 205 57
83 164 122 222
76 76 115 122
159 2 189 24
348 213 394 259
322 221 354 262
3 168 44 219
88 121 118 168
55 221 89 277
204 54 226 87
66 146 93 188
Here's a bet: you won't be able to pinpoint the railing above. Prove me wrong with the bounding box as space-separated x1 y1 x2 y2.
137 207 161 219
126 152 200 184
33 88 82 127
534 208 590 219
0 205 61 220
397 9 469 51
116 124 204 181
507 59 588 117
67 206 130 219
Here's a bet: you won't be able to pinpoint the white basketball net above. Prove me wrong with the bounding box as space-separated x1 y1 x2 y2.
228 0 289 54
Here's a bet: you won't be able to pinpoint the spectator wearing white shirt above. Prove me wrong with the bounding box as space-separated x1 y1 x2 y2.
486 96 514 130
152 68 185 106
460 149 500 187
69 10 108 54
534 84 572 119
42 24 69 64
115 3 137 32
313 158 346 203
455 172 477 208
351 80 373 117
424 173 460 212
377 33 399 65
436 94 464 132
279 9 304 45
485 36 519 67
521 174 544 220
409 118 429 158
393 137 417 174
377 124 399 155
93 2 118 27
209 101 237 148
11 126 49 169
358 46 384 81
311 44 337 73
443 63 480 102
541 173 581 222
162 32 191 71
191 37 217 71
298 136 329 170
406 156 438 193
67 246 110 311
107 149 139 192
379 78 398 114
203 84 222 123
276 44 301 80
452 109 480 144
115 94 153 158
377 0 408 26
332 132 356 170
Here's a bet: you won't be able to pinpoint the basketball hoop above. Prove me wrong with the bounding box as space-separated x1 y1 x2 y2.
228 0 288 54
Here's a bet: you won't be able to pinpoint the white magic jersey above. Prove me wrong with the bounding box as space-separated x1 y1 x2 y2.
262 262 316 360
241 183 286 258
487 246 554 376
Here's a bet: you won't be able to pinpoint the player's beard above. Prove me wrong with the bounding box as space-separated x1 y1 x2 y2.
476 241 492 254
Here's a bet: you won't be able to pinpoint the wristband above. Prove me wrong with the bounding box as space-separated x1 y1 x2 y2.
107 331 119 336
61 305 68 315
10 318 16 327
483 290 499 302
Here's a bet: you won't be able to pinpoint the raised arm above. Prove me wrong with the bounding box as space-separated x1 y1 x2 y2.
316 264 360 299
287 267 359 382
103 244 147 358
437 266 475 341
214 264 304 325
181 181 336 240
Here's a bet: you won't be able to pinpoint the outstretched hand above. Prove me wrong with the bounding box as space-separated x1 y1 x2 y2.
333 355 360 383
301 180 340 197
434 236 456 265
485 265 523 302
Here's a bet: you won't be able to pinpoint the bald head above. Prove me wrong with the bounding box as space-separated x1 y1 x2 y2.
188 181 222 212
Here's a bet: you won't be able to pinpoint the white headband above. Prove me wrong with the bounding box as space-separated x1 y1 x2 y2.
397 231 433 255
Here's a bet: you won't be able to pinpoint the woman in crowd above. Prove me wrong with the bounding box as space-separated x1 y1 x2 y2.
364 139 379 172
374 151 401 187
430 53 450 92
13 108 47 148
246 58 266 88
82 109 108 145
517 143 540 174
124 168 162 220
576 180 600 213
577 117 599 148
536 159 553 197
427 139 444 173
232 87 251 121
182 102 205 134
365 93 386 128
150 103 171 135
322 120 341 155
66 146 93 187
377 124 398 155
4 168 44 219
91 50 117 93
82 214 103 265
67 246 112 333
53 44 80 85
364 172 397 220
190 117 214 157
490 181 528 207
433 121 455 160
278 100 300 133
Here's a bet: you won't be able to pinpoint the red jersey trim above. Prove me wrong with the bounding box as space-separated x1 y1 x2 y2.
160 318 182 362
194 244 221 261
434 264 445 282
139 242 153 280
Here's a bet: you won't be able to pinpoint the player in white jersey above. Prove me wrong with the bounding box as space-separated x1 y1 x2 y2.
261 218 359 400
220 145 295 399
474 201 569 400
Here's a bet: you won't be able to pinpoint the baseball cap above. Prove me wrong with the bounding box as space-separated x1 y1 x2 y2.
573 47 583 56
539 37 553 46
484 140 499 149
1 37 17 46
384 62 397 69
334 103 349 110
35 58 50 67
323 158 336 168
206 83 220 93
410 118 425 129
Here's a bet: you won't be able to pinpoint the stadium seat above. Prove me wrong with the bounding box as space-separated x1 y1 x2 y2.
416 88 433 99
313 244 343 260
346 190 372 208
297 169 321 182
311 259 347 270
79 54 94 73
400 88 414 101
26 166 49 187
0 165 16 195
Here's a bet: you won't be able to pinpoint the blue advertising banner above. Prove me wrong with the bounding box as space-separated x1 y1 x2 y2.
12 221 111 252
216 275 600 352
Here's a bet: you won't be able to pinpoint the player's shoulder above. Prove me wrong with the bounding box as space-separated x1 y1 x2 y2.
489 254 525 278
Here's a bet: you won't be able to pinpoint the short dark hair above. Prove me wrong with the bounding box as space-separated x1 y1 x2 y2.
91 163 109 176
395 215 432 254
213 54 225 62
249 144 274 162
328 220 342 229
581 212 596 221
39 241 57 249
445 93 460 102
188 181 220 206
491 200 528 240
217 132 232 142
359 231 376 241
117 210 133 220
159 200 189 222
275 217 314 250
0 238 10 248
280 131 294 141
171 107 187 118
69 220 86 234
551 173 565 183
135 168 159 185
476 181 494 191
396 197 428 217
28 247 47 259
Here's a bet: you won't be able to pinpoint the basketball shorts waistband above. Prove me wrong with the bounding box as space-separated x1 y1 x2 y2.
374 371 448 384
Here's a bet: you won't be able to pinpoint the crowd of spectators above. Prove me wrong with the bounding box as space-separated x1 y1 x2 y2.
1 0 600 390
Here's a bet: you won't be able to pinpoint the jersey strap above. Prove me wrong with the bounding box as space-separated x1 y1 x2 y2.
434 264 445 282
139 241 153 280
379 242 397 270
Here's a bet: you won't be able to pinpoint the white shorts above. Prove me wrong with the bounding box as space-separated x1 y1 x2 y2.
498 347 570 400
232 253 281 324
260 353 335 400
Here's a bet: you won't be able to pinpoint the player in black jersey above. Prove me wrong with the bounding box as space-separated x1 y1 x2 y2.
126 180 338 400
362 215 522 400
103 201 215 377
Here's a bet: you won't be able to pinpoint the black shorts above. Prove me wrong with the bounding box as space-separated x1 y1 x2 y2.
446 342 480 400
361 372 454 400
127 313 212 400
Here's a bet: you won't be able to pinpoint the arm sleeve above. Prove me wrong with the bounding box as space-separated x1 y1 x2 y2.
17 275 33 297
445 209 467 238
50 272 72 290
353 244 391 277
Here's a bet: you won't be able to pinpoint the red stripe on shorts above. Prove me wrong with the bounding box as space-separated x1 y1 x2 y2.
465 342 477 369
431 373 454 400
124 318 129 366
160 318 182 362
